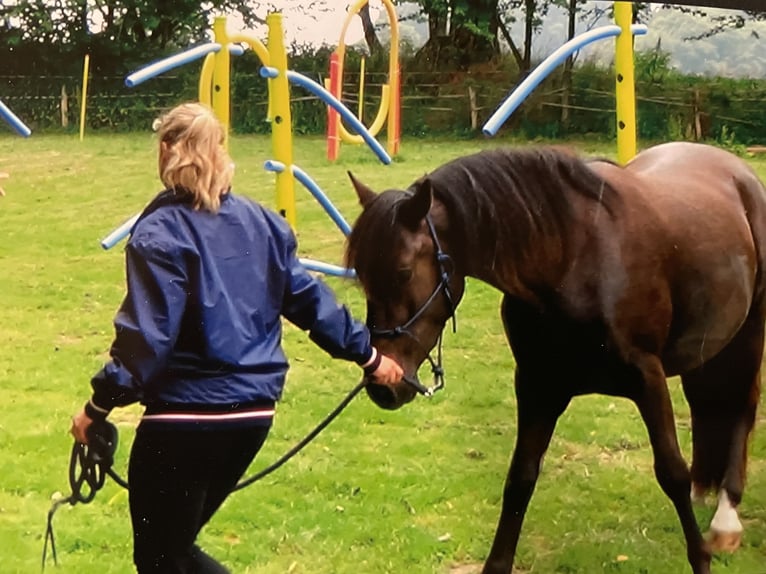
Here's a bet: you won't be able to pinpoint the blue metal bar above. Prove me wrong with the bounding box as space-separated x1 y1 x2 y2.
291 164 351 236
100 214 140 250
264 161 352 235
299 258 356 278
260 66 391 165
0 99 31 137
264 159 355 273
126 43 223 87
482 24 648 136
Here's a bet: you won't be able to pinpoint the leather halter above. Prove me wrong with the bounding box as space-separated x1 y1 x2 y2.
368 215 457 397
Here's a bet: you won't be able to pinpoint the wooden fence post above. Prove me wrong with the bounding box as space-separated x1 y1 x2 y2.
60 85 68 128
468 85 478 130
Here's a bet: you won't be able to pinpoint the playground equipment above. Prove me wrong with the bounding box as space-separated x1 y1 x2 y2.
0 99 32 137
326 0 401 161
104 14 391 277
483 1 645 164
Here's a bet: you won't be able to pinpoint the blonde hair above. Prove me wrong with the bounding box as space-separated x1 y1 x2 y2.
156 102 233 212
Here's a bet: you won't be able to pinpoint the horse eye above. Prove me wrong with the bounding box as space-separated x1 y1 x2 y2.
396 268 413 284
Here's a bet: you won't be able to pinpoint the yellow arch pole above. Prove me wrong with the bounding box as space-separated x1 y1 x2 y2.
212 16 231 149
614 1 637 164
198 52 215 107
228 33 272 125
334 0 400 151
228 33 270 68
79 53 90 141
266 13 296 227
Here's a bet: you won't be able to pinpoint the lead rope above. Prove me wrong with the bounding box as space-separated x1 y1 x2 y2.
42 380 367 571
43 420 120 571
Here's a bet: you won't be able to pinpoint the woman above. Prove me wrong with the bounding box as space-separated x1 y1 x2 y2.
70 102 402 573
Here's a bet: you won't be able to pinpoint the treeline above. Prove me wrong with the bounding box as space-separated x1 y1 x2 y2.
3 45 766 146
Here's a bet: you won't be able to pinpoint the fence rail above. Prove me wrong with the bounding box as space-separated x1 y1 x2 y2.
3 69 766 144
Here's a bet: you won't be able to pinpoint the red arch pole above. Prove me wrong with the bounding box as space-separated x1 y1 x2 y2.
326 52 341 161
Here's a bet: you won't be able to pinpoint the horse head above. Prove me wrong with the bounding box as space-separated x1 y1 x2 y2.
346 172 465 410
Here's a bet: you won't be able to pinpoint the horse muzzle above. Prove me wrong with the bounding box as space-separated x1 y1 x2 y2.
364 377 419 410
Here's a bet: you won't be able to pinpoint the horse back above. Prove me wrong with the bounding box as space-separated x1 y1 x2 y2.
583 143 766 373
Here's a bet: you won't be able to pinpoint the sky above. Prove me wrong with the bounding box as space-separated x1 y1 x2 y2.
231 1 384 48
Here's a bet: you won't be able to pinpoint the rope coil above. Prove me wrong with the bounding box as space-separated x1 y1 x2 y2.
42 380 367 570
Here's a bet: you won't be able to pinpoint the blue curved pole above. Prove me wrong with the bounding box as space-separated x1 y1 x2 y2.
126 43 223 87
265 160 352 236
264 160 355 277
260 66 391 165
292 165 352 236
0 99 31 137
100 214 140 250
482 24 648 136
300 259 356 278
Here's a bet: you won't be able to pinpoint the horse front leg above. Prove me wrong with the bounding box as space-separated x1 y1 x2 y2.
633 355 712 574
482 370 570 574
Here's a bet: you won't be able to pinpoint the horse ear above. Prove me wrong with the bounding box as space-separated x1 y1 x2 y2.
399 178 433 230
348 171 377 207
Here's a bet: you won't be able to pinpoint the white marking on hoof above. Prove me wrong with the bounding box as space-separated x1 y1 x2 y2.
708 491 743 553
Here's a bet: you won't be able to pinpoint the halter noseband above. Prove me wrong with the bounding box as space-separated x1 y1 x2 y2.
368 215 457 397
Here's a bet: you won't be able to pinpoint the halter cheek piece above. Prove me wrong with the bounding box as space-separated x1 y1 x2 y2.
368 215 457 397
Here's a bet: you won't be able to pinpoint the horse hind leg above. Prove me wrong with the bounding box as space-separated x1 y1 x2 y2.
681 315 764 553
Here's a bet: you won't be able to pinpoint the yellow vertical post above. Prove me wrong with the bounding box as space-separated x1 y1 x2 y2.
358 56 366 120
267 13 296 227
212 16 231 149
79 54 90 141
614 1 637 164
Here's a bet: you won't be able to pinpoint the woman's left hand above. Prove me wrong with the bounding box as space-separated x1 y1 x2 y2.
70 409 93 444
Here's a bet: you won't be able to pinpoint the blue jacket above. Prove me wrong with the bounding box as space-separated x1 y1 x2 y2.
87 190 373 427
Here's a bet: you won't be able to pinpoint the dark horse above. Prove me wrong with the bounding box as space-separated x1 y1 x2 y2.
345 142 765 574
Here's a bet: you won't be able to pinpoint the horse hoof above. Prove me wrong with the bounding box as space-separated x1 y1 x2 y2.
448 564 482 574
706 529 742 553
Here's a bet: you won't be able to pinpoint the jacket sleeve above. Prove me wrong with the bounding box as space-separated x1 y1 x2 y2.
89 235 188 415
280 230 373 366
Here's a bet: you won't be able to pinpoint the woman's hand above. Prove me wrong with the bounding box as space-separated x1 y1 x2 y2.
370 354 403 385
70 409 93 445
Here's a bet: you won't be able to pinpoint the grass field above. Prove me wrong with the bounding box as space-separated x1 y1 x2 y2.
1 133 765 574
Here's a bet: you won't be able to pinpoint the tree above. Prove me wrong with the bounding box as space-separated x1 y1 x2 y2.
412 0 500 70
496 0 557 76
0 0 265 74
359 2 383 56
658 3 766 39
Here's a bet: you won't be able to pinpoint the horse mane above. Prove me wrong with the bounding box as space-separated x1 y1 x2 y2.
345 187 416 297
346 146 619 285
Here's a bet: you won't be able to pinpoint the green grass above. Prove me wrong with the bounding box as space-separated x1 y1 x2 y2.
1 133 765 573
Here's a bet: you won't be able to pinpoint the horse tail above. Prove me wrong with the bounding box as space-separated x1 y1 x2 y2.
734 167 766 489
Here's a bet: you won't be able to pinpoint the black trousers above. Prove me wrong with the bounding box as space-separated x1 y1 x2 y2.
128 424 270 573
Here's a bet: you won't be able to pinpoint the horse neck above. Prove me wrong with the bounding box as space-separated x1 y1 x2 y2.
438 191 570 300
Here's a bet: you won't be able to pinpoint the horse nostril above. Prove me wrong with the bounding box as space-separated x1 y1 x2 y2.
365 382 399 410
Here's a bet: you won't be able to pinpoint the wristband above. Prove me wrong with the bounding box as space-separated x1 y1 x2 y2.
362 350 382 376
84 399 110 421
